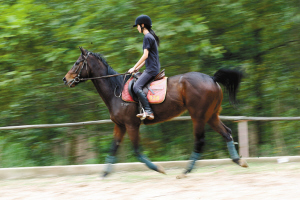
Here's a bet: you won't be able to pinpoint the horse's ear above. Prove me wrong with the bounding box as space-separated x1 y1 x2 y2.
79 46 86 55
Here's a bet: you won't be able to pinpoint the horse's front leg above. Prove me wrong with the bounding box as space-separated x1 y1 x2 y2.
126 124 166 174
103 124 126 177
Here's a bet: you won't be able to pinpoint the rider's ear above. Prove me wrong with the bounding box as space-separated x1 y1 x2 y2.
79 46 86 56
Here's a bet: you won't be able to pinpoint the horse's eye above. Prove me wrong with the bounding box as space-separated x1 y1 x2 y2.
75 61 80 65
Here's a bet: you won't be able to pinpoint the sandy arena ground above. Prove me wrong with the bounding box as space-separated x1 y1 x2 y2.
1 162 300 200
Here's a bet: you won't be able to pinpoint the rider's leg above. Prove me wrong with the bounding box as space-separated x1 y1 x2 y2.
133 72 154 120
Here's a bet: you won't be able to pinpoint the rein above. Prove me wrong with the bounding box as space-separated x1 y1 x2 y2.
78 73 130 81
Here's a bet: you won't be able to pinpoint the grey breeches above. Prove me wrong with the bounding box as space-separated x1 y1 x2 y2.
133 72 154 94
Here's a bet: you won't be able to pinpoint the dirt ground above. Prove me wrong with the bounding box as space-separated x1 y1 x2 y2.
1 162 300 200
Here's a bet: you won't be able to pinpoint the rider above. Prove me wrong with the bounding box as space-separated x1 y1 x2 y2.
128 15 161 120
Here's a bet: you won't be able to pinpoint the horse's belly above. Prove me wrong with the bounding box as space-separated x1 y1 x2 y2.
143 91 186 125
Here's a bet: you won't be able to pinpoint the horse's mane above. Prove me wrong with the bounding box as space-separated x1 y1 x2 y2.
89 51 125 92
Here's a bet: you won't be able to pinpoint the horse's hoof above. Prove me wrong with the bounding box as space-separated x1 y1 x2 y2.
102 172 110 178
157 164 166 174
176 174 187 179
239 159 249 168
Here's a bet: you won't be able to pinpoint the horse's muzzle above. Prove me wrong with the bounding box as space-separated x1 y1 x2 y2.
63 77 77 87
62 77 67 85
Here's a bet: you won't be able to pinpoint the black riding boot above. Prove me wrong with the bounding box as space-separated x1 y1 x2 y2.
135 90 154 120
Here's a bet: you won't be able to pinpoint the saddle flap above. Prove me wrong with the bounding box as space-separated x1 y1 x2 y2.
122 77 168 104
128 78 138 102
146 77 167 104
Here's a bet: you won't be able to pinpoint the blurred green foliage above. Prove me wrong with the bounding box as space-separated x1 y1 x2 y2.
0 0 299 167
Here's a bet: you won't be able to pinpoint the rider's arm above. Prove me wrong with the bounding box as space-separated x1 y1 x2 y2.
129 49 149 73
135 61 145 71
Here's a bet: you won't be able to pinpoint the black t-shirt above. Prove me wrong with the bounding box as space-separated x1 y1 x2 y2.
143 33 160 76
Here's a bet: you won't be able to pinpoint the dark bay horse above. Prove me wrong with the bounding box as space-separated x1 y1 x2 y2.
63 47 248 178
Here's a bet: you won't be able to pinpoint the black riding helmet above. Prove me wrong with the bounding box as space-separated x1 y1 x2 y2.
133 15 152 27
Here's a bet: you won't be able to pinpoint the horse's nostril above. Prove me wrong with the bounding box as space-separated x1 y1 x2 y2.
62 77 66 82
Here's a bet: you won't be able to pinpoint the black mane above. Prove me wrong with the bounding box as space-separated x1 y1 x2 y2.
89 51 126 92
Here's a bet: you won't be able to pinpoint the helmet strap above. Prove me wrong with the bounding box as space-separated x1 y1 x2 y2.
140 24 144 34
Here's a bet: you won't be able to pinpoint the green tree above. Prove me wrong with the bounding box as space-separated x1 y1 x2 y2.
0 0 299 167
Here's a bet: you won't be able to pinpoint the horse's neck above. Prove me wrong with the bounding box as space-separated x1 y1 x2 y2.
92 79 113 104
90 63 120 111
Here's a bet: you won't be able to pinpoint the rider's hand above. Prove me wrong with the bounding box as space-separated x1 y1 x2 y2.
128 67 136 74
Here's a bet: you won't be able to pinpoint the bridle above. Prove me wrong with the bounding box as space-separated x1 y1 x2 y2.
66 52 130 97
66 52 91 87
67 52 130 88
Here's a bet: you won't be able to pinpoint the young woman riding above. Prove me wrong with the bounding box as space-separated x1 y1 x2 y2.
128 15 161 120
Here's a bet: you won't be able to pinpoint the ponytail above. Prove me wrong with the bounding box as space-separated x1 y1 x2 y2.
144 24 160 47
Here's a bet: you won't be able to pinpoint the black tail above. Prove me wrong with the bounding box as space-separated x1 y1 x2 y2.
212 68 243 104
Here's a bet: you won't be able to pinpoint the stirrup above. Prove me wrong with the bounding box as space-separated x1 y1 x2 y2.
136 108 154 120
136 107 147 120
136 112 147 120
136 112 154 120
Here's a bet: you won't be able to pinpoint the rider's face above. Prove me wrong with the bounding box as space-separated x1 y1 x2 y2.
137 24 143 33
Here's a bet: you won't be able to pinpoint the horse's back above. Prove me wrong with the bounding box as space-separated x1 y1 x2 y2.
168 72 221 93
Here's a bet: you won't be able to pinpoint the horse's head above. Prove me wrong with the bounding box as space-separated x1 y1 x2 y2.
63 47 92 87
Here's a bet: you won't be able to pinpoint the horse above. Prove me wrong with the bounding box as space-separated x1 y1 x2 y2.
63 47 248 178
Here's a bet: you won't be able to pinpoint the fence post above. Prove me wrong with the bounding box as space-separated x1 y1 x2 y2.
237 121 249 157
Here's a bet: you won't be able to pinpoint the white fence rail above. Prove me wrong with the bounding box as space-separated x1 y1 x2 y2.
1 116 299 157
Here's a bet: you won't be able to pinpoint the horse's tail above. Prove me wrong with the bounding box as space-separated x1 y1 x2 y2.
212 68 243 104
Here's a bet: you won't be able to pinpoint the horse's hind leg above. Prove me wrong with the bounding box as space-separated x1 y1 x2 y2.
208 114 248 167
178 120 205 178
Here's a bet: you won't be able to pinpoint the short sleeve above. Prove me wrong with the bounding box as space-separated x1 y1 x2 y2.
143 36 152 50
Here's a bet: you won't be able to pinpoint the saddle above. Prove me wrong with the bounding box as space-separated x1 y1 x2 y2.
122 69 167 104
